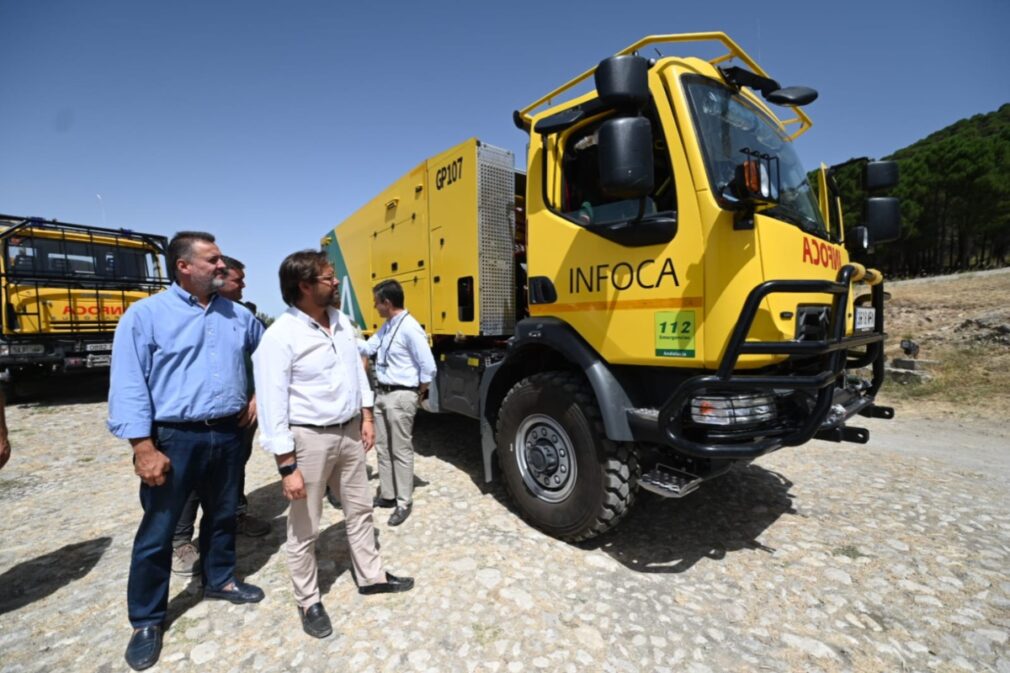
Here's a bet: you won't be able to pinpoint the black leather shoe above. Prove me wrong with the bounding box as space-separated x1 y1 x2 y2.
204 580 265 604
358 571 414 595
388 504 411 526
326 487 342 509
373 496 396 509
124 625 162 671
299 602 333 638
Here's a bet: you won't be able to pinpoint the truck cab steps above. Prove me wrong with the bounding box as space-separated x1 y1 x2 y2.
639 463 704 498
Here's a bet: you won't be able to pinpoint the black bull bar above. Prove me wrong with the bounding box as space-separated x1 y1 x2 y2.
653 264 892 459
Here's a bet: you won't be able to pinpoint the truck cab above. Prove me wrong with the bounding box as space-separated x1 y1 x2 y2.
0 215 169 397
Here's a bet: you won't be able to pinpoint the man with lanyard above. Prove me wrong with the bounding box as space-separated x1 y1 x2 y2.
254 250 413 640
361 279 437 527
108 231 264 671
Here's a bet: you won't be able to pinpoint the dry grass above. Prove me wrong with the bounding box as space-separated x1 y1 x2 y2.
876 269 1010 420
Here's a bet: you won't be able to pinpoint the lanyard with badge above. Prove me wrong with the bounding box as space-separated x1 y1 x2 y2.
376 311 408 375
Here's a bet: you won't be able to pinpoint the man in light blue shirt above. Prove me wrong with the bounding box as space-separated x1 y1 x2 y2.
360 279 437 527
108 231 264 671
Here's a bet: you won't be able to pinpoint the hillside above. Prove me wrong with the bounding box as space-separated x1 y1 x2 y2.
878 268 1010 420
827 104 1010 276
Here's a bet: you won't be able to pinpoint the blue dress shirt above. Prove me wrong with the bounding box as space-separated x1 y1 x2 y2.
107 283 264 439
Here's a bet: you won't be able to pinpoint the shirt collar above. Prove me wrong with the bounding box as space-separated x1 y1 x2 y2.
287 305 343 332
169 282 220 307
383 310 407 331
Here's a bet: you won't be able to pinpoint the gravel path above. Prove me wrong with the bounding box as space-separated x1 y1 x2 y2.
1 394 1008 673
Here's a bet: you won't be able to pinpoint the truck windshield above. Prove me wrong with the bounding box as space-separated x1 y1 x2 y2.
684 77 826 236
6 238 156 281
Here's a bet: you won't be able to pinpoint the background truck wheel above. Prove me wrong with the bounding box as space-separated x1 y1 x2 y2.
496 371 638 541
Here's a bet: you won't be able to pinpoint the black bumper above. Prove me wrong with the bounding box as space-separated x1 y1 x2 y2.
636 265 892 459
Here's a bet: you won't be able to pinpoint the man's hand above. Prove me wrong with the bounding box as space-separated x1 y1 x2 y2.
361 418 375 451
0 436 10 471
281 470 306 501
131 438 171 487
238 396 257 428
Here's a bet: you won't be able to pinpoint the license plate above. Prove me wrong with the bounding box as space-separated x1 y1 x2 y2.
87 354 111 368
854 307 875 332
11 344 44 355
85 343 112 352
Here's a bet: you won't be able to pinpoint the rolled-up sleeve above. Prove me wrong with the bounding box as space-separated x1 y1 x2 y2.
252 329 295 455
107 307 155 439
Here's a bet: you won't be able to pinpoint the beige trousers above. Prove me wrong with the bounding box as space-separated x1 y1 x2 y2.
286 423 384 607
374 389 420 508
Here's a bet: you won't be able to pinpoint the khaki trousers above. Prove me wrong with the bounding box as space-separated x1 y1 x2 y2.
374 389 420 508
286 423 384 607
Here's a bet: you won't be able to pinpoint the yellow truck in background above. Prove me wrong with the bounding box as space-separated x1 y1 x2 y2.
0 214 169 398
322 33 901 541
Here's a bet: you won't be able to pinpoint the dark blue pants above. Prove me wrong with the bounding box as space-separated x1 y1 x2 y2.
127 422 241 627
173 423 256 545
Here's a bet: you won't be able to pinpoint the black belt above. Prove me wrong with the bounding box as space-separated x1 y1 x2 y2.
155 414 240 430
376 384 418 393
290 416 358 430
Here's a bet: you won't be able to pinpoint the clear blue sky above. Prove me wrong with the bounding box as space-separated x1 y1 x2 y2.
2 0 1008 317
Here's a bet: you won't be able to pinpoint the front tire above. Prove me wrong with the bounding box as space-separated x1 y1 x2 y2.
495 371 638 541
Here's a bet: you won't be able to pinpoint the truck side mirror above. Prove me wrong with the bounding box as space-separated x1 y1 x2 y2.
597 117 654 199
595 55 649 109
864 161 898 192
845 225 870 255
864 197 901 244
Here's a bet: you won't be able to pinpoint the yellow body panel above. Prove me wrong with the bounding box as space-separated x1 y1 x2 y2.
427 140 480 336
325 138 488 337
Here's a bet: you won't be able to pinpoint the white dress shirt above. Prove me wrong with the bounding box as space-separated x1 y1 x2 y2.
360 310 437 387
253 306 375 455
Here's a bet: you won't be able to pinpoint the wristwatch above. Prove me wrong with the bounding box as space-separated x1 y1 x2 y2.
278 462 298 477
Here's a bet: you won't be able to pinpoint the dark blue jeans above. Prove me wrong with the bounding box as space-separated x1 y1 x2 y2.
172 423 256 545
127 422 242 627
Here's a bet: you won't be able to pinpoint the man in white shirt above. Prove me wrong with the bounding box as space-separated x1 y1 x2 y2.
253 251 413 640
361 279 437 527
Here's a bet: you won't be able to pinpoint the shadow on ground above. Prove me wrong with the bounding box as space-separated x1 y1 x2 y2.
8 372 110 407
0 536 112 615
412 410 795 574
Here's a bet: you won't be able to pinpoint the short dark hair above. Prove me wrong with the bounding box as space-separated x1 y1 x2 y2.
373 279 404 309
168 231 216 282
279 250 329 306
221 255 244 272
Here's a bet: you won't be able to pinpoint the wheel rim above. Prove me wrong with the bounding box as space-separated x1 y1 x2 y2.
514 414 577 503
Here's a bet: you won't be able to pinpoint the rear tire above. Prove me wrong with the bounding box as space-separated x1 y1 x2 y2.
495 371 638 541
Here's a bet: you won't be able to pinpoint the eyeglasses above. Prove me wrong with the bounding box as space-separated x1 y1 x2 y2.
314 276 338 284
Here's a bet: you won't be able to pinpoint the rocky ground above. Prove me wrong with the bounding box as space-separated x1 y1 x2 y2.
1 385 1008 673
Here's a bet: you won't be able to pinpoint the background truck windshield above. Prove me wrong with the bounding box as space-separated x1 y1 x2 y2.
684 77 826 236
6 238 155 280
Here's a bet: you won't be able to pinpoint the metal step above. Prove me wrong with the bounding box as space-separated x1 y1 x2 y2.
638 463 704 499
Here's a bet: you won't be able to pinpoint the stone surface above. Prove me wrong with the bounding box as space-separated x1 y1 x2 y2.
1 398 1009 672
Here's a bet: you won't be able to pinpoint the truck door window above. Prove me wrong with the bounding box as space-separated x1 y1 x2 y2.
558 108 675 227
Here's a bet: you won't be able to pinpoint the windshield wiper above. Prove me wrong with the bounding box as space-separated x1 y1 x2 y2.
765 205 823 235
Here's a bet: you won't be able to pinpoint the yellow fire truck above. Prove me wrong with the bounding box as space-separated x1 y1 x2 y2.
321 33 901 541
0 214 169 398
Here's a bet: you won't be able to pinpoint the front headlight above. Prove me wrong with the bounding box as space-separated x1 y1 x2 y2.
690 393 776 426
